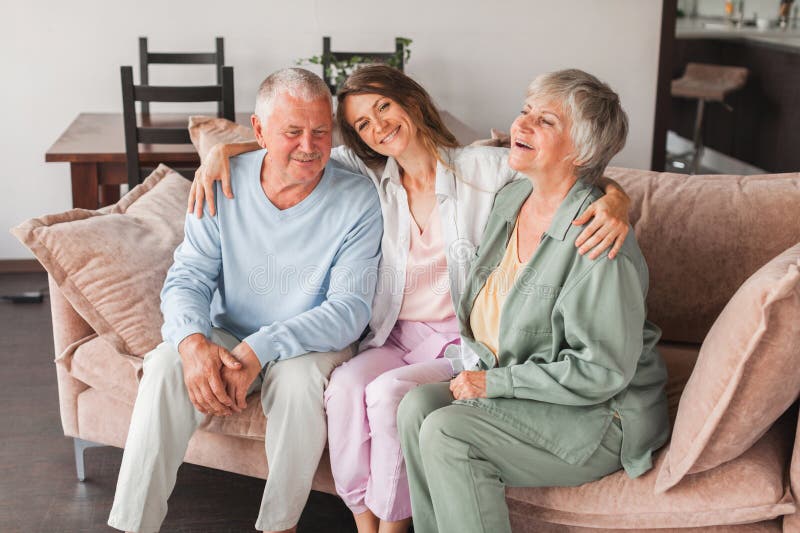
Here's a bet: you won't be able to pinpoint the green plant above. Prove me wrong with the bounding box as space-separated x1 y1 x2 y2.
297 37 412 91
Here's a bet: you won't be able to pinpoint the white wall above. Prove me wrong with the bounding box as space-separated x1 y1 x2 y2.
2 0 663 259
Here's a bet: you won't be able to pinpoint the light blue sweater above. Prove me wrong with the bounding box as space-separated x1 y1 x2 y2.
161 149 383 367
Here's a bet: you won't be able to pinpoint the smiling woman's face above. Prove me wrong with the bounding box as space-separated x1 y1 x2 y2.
343 93 419 159
508 96 576 177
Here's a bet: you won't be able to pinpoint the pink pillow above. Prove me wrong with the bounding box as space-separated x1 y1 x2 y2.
469 128 511 148
11 165 189 356
188 115 255 160
655 243 800 493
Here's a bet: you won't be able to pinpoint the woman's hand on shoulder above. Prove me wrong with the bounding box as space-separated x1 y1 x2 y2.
450 370 488 400
187 144 235 218
572 182 631 260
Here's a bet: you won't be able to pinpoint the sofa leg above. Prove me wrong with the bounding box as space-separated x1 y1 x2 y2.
73 438 105 481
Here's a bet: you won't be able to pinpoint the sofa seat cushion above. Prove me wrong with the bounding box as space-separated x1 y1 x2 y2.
200 392 267 440
75 388 337 493
65 334 270 440
64 337 701 448
508 516 783 533
12 165 189 356
505 417 795 529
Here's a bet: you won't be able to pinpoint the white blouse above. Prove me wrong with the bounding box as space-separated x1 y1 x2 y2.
330 145 519 369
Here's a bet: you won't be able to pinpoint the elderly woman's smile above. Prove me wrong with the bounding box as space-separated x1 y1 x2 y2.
508 97 575 178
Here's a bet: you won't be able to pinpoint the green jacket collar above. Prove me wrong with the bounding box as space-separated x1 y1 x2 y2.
494 178 595 241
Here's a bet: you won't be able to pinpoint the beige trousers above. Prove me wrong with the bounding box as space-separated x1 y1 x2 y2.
108 328 353 533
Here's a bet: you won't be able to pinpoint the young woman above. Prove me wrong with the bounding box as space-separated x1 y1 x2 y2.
188 65 631 533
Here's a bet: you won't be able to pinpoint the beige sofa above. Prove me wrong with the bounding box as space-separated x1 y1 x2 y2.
14 161 800 532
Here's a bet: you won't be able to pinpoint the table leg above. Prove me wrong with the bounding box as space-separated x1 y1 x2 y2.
69 163 99 209
97 162 126 207
99 185 121 206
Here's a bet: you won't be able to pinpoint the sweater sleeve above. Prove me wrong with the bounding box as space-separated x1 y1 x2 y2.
160 201 222 350
485 254 647 405
243 191 383 366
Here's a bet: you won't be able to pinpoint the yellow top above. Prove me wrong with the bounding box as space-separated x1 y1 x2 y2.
469 219 524 358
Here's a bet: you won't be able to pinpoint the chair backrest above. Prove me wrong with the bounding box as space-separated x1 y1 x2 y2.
139 36 225 115
321 36 406 93
120 65 235 189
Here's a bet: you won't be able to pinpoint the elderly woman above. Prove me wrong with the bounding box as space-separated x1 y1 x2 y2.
188 66 633 533
397 69 670 533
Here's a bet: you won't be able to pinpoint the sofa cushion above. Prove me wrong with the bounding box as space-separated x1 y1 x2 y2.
65 335 142 406
656 243 800 493
468 128 510 148
605 167 800 344
75 387 337 493
188 115 255 160
657 342 699 425
61 331 269 440
63 333 268 440
12 165 189 356
508 516 783 533
200 391 266 439
506 417 795 529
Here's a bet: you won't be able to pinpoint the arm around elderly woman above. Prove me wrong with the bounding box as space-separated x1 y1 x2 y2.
397 70 669 533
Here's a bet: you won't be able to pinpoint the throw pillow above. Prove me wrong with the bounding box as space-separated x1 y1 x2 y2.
655 243 800 492
188 115 255 160
11 165 189 356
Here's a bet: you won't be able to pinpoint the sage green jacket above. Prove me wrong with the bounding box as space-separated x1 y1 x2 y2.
455 178 669 478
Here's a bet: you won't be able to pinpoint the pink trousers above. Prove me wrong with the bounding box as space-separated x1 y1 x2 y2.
323 318 459 521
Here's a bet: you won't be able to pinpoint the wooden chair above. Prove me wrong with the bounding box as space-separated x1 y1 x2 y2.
139 36 225 115
120 65 234 189
321 36 406 92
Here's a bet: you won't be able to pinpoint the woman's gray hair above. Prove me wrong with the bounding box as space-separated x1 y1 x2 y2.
254 68 331 123
526 69 628 183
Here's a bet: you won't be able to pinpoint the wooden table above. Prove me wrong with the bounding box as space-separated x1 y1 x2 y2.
45 112 252 209
46 110 481 209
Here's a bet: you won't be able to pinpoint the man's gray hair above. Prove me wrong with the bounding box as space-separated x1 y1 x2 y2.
526 69 628 183
254 67 331 122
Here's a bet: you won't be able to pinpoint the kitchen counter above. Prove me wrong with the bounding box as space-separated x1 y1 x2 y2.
676 17 800 53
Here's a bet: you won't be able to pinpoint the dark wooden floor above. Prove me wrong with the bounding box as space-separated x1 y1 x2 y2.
0 272 357 533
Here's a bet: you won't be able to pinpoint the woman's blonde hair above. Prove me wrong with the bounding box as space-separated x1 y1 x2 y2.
336 65 459 167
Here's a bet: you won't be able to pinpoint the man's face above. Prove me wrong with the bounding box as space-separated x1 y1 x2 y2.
252 92 333 187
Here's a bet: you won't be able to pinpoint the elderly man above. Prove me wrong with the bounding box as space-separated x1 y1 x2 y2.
107 68 383 533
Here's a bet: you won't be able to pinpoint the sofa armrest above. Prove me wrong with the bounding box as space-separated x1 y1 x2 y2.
49 275 95 437
48 275 94 355
55 354 89 438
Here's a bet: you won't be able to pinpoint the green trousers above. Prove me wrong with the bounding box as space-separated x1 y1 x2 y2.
397 382 624 533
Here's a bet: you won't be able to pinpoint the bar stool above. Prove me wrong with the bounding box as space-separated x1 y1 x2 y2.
669 63 748 174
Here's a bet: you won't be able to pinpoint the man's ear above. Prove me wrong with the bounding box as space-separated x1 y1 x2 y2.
251 114 268 148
